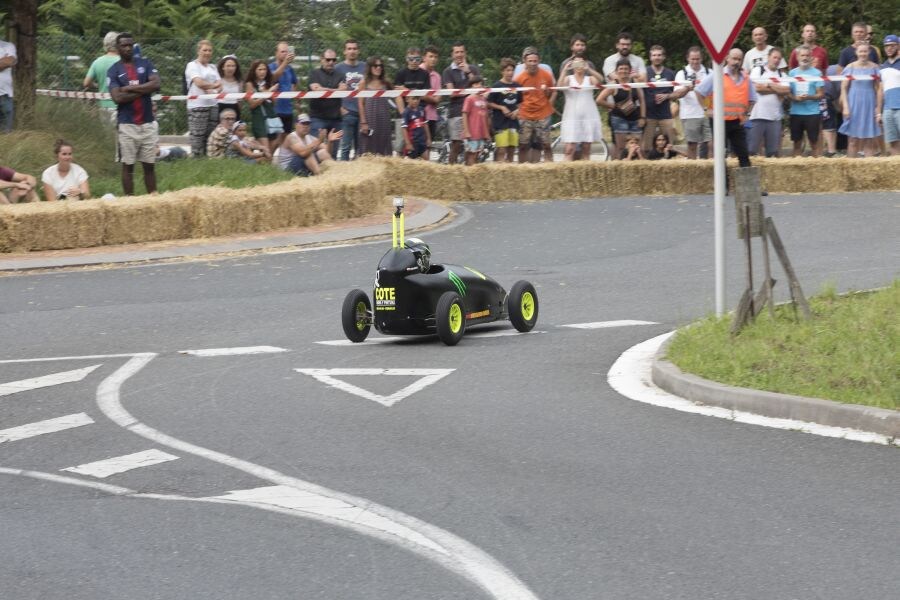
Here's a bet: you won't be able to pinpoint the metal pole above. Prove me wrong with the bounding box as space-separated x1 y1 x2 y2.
713 61 726 316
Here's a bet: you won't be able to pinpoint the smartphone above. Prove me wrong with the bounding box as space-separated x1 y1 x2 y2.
287 45 295 55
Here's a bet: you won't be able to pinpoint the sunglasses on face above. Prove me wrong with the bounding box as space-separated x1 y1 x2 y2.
373 64 384 68
323 57 336 62
407 56 422 62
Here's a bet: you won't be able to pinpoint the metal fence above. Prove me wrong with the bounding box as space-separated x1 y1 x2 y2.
38 35 561 135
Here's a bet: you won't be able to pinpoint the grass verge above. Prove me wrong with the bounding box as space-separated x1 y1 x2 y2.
0 97 292 198
665 281 899 410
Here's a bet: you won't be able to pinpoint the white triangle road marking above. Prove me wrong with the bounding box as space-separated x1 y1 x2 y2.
61 449 180 479
0 413 95 444
0 364 102 397
295 368 455 407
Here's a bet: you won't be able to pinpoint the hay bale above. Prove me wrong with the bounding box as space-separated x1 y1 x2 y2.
102 190 196 245
1 200 105 252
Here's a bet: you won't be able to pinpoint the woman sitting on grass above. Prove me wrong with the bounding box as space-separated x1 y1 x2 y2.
41 139 90 200
226 120 271 163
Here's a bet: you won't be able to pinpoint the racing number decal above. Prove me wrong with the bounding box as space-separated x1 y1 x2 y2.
375 286 396 311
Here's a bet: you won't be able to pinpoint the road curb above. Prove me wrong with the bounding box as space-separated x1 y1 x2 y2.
0 199 451 272
651 337 900 439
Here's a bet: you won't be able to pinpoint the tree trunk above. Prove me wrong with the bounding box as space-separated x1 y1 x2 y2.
11 0 38 127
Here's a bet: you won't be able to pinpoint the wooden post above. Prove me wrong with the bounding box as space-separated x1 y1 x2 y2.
766 217 812 320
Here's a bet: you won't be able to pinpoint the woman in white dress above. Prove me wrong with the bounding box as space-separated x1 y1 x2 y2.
558 58 603 160
41 139 90 200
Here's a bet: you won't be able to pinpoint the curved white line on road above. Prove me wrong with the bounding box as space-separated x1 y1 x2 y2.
95 354 540 600
608 332 899 446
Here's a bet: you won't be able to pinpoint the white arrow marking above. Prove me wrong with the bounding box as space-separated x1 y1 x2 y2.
0 413 94 444
178 346 288 357
295 368 455 407
0 364 102 397
561 320 659 329
62 448 179 478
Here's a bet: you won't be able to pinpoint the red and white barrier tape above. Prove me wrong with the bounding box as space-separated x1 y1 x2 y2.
36 75 880 103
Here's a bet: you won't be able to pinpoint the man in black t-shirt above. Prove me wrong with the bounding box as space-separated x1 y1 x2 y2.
641 45 678 152
308 48 346 150
394 47 431 114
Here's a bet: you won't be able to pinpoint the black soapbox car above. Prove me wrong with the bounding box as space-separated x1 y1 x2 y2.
341 198 538 346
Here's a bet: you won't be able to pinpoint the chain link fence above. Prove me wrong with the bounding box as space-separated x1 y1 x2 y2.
38 35 563 135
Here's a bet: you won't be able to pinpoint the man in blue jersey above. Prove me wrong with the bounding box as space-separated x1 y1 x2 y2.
108 33 160 195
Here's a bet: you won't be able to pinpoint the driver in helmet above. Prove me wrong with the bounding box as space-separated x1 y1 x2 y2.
405 237 431 273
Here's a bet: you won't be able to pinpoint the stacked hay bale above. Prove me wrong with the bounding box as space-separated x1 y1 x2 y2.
1 156 896 253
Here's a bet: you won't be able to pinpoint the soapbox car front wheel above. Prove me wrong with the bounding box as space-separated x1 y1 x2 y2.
508 281 539 332
341 289 372 343
435 291 466 346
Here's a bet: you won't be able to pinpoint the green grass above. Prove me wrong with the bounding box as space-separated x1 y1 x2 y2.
666 281 900 410
1 98 292 198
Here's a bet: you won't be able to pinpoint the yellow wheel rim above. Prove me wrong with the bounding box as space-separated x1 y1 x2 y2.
520 292 535 321
448 303 462 334
355 301 367 331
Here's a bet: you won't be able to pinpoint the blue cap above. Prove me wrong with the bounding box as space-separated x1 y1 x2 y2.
884 34 899 45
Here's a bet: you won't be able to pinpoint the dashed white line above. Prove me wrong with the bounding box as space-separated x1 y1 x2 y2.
561 320 659 329
178 346 289 357
0 364 102 397
315 330 544 346
0 413 94 444
61 448 179 478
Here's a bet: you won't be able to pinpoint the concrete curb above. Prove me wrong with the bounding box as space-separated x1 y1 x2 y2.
651 337 899 439
0 199 451 272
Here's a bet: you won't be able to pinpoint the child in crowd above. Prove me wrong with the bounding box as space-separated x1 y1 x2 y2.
621 136 645 160
401 95 431 159
226 120 272 163
462 76 490 165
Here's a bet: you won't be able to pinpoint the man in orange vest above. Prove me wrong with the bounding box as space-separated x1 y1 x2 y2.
694 48 758 167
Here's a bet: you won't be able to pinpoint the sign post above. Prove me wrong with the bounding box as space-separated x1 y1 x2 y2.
676 0 758 315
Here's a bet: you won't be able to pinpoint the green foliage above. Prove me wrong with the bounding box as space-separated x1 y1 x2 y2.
666 282 900 410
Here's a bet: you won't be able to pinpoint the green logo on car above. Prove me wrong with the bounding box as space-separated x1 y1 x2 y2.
448 270 467 296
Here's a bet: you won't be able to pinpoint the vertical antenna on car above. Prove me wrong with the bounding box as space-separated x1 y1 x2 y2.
392 196 405 248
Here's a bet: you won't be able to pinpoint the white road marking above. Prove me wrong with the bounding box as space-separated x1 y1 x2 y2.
315 330 544 346
95 354 540 600
0 364 102 397
61 448 180 478
608 332 900 446
561 320 659 329
0 353 137 363
208 485 447 554
0 413 94 444
178 346 289 357
295 368 455 407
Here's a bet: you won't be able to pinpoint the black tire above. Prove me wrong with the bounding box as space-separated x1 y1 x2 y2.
341 289 371 343
435 291 466 346
508 281 539 332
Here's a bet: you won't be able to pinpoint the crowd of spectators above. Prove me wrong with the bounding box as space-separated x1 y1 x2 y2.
1 23 898 202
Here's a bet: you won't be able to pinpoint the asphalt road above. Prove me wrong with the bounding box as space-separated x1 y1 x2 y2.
1 192 898 600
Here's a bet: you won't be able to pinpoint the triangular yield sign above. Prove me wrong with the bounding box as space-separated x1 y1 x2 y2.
678 0 758 63
295 368 455 407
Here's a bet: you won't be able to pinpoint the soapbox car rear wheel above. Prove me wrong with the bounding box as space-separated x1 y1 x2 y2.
435 291 466 346
341 289 371 343
508 280 539 332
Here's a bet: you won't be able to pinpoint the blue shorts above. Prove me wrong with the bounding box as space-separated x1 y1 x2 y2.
610 114 642 134
883 108 900 144
464 139 485 153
